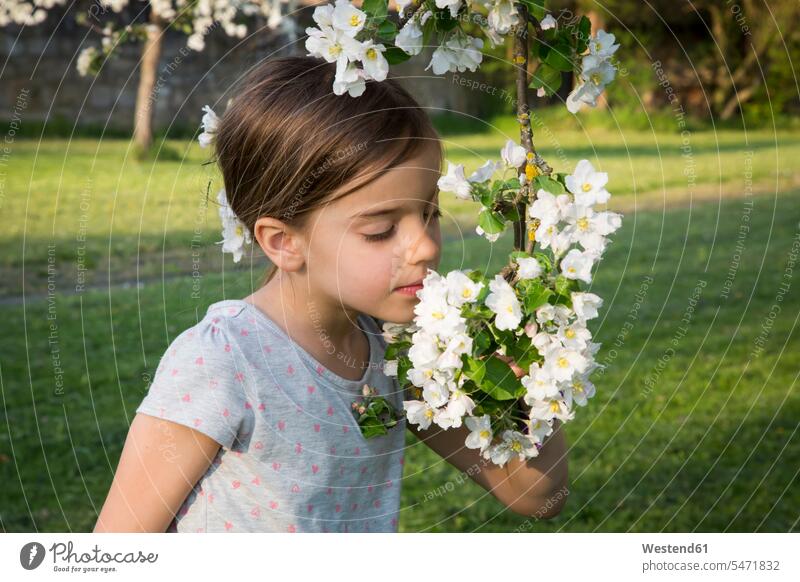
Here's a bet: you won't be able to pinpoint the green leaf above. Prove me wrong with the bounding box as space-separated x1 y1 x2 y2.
384 45 412 65
506 177 521 189
521 0 546 20
519 279 554 312
478 355 526 401
534 251 553 272
533 175 565 194
507 335 538 370
529 63 562 95
576 15 591 53
555 274 579 297
503 206 521 221
473 328 493 356
478 208 507 235
377 19 398 41
462 355 487 385
362 0 388 22
544 41 574 72
397 355 412 387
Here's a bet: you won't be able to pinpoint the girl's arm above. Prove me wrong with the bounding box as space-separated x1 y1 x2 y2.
93 413 222 532
408 354 568 519
410 418 568 518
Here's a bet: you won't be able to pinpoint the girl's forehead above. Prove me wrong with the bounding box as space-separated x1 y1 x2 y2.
332 148 442 216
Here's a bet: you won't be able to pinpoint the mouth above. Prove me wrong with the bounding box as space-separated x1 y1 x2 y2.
393 279 425 296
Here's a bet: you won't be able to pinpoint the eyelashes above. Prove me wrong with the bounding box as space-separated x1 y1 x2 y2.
363 208 442 243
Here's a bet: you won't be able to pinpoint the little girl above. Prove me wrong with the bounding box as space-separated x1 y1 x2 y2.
94 56 567 534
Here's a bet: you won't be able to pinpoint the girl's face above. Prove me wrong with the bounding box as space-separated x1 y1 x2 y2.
304 141 443 324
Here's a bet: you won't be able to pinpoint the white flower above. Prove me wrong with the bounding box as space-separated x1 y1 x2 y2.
305 23 362 64
516 256 543 279
589 30 620 58
529 396 575 422
556 322 592 350
483 430 536 465
560 248 594 283
333 57 367 97
438 162 472 200
528 189 570 225
571 292 603 323
564 373 596 406
524 320 539 338
437 333 473 370
540 14 557 30
77 46 98 77
414 294 466 338
360 40 389 82
331 0 367 37
488 0 519 35
525 417 554 443
581 54 617 89
566 81 604 114
465 415 493 453
395 18 424 56
543 344 589 382
427 33 483 75
534 222 571 256
445 270 484 306
407 329 441 372
198 105 220 148
562 204 622 248
422 381 450 408
485 274 522 330
501 139 527 168
403 400 435 430
382 359 398 377
468 160 499 184
216 188 251 263
522 363 559 402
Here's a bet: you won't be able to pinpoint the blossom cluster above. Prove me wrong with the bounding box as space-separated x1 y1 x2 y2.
566 29 620 113
383 156 623 467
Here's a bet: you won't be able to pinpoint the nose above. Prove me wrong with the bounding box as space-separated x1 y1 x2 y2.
404 216 440 267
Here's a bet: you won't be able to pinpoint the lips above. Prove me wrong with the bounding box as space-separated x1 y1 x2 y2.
395 279 422 295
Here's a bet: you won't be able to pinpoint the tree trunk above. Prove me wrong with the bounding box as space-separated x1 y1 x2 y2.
133 10 166 154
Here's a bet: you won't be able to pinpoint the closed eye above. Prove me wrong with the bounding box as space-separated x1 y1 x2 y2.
364 225 395 242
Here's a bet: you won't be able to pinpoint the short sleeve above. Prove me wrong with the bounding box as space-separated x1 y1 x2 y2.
136 319 247 449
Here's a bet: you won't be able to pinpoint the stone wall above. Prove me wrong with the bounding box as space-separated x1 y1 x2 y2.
0 1 491 135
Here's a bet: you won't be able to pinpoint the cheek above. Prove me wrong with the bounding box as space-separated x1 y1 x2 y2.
314 235 395 298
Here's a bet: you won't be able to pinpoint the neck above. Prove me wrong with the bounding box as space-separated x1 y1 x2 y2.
243 271 370 373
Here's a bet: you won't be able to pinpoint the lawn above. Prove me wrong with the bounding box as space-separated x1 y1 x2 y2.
1 126 798 532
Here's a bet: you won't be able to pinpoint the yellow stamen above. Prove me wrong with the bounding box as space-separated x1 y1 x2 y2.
577 217 589 231
462 288 472 298
349 14 361 27
550 401 560 412
557 357 569 368
565 329 576 339
479 430 490 439
525 163 538 181
365 47 377 60
432 311 444 320
582 182 592 192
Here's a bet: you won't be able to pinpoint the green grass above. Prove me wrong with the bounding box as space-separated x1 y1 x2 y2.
1 184 798 531
3 124 799 296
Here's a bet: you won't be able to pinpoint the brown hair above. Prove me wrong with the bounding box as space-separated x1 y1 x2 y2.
212 55 444 286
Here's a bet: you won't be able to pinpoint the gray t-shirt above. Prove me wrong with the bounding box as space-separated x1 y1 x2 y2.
135 299 406 533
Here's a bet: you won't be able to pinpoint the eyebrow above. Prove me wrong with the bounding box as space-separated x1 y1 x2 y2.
350 186 439 220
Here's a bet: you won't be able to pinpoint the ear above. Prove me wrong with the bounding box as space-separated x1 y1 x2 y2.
252 216 306 272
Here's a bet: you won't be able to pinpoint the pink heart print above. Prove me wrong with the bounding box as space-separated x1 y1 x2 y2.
195 357 204 365
224 521 233 531
307 385 315 394
291 483 300 493
269 500 279 509
287 364 294 375
278 420 286 431
231 480 241 489
295 442 302 454
272 462 281 471
250 506 261 518
182 393 191 402
311 464 319 474
314 424 321 432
